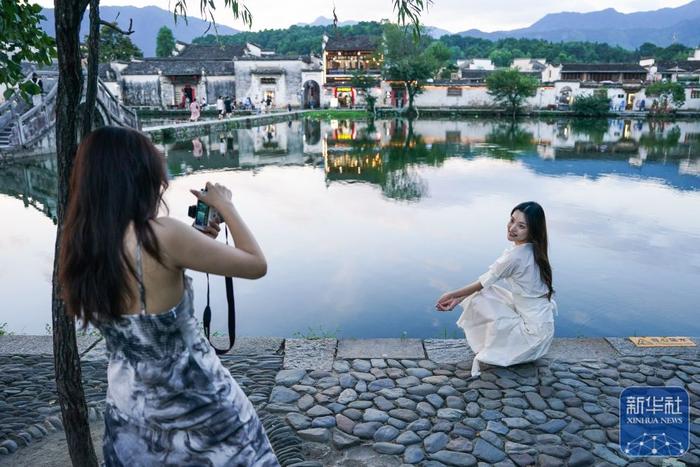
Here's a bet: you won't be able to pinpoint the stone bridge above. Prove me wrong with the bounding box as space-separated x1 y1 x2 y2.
0 70 139 154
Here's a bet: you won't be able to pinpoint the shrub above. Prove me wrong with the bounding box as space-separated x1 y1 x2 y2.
572 94 611 117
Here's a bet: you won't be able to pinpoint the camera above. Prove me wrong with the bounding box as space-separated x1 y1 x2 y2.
187 189 221 231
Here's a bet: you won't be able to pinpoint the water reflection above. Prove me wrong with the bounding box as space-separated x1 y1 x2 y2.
5 117 698 221
1 117 699 336
157 117 699 195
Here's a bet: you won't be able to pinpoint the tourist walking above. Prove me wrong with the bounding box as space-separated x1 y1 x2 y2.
58 127 278 466
216 95 225 119
224 95 233 117
436 201 556 377
189 99 200 122
30 72 43 107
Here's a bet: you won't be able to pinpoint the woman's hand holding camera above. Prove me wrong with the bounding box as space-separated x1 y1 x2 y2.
190 182 233 239
190 181 233 212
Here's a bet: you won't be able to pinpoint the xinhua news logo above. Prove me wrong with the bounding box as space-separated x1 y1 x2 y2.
619 386 689 457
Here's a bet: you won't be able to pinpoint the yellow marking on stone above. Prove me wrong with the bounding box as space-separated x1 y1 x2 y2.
628 337 696 347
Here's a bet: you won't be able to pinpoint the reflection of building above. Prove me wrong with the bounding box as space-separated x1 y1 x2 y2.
322 35 381 108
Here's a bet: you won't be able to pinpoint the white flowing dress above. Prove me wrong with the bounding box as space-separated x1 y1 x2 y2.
457 243 557 377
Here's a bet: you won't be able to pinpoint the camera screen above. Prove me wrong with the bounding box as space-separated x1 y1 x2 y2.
194 201 209 226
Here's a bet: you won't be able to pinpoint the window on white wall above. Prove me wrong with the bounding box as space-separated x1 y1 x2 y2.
691 89 700 99
260 77 276 85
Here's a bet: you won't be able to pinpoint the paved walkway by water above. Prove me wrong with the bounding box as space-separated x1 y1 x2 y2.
0 336 698 466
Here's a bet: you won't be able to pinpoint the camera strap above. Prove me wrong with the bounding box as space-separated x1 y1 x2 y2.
202 226 236 355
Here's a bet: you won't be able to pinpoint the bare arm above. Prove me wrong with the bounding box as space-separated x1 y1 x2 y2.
435 280 483 312
447 280 484 300
157 183 266 279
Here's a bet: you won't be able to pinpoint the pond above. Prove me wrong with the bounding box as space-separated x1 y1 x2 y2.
1 117 699 338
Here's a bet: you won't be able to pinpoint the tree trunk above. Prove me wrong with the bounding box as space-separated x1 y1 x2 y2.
53 0 99 465
81 0 100 137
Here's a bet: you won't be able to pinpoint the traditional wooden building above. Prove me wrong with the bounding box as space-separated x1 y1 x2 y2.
560 63 647 83
322 35 381 107
119 42 321 109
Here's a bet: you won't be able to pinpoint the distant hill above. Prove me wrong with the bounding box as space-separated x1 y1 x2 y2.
39 6 240 56
455 0 700 49
295 15 451 39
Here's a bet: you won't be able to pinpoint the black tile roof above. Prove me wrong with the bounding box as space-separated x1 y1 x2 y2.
460 69 494 79
657 60 700 73
325 35 378 52
122 59 235 76
237 55 307 61
561 63 647 73
176 44 247 59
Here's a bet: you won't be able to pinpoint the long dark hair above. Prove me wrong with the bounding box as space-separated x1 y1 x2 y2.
512 201 554 300
59 127 168 326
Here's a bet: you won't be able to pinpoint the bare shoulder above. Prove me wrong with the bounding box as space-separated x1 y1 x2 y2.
149 217 194 252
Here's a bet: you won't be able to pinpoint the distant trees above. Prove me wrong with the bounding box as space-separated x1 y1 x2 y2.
191 21 694 65
156 26 176 57
382 24 444 115
0 0 55 100
94 23 143 61
486 69 538 118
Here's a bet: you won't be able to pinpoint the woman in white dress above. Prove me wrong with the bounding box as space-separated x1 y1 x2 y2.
436 201 557 377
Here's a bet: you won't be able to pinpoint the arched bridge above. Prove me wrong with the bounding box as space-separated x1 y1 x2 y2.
0 69 139 153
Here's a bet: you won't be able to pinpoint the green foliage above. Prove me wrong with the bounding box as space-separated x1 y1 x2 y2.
156 26 176 57
571 93 611 117
570 118 609 144
194 22 385 55
638 42 694 62
382 24 442 112
91 24 143 62
486 69 538 117
646 81 686 111
306 109 369 120
0 322 8 336
192 19 695 66
0 0 56 100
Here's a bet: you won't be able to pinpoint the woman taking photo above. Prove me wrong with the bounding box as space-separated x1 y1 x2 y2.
436 201 557 377
59 127 278 466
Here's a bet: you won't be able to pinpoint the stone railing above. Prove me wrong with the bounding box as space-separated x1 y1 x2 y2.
15 81 59 147
2 74 139 152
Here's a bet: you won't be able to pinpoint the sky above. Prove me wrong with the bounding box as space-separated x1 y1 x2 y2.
34 0 693 32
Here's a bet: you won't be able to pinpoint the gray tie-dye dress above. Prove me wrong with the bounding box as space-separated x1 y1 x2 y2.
97 244 279 466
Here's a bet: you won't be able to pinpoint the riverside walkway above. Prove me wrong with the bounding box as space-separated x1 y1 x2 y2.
0 335 698 466
141 110 312 142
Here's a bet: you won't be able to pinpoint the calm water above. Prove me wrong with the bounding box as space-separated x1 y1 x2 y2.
1 117 699 338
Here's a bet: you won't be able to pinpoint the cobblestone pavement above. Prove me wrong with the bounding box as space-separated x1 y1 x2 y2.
0 340 306 466
270 355 700 466
2 338 700 467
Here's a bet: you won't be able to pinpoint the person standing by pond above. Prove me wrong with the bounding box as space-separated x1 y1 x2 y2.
58 127 278 466
436 201 556 377
189 98 200 122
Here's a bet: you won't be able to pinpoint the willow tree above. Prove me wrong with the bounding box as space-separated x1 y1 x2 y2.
48 1 430 465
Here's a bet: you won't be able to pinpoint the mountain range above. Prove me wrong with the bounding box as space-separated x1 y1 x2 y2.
38 1 700 57
293 16 451 39
38 6 240 57
456 0 700 49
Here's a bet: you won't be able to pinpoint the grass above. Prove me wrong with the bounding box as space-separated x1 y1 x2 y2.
293 325 341 340
305 109 369 120
0 322 8 336
434 327 462 339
